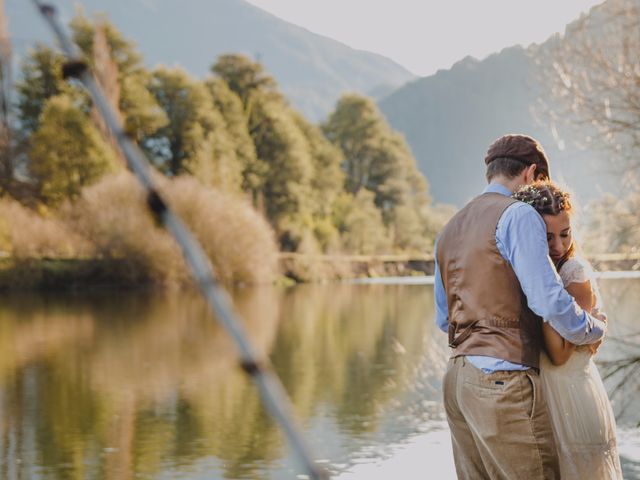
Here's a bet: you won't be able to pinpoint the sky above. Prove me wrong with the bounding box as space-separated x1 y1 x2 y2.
245 0 604 76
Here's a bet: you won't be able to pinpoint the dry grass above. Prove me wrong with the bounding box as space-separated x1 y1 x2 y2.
162 175 278 285
0 198 90 259
64 173 185 285
0 172 279 286
65 173 278 286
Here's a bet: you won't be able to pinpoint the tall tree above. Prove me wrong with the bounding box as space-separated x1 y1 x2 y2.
205 77 262 197
540 0 640 253
212 55 317 248
29 95 115 206
293 113 345 251
144 68 243 191
541 0 640 177
323 94 432 251
247 93 314 249
293 113 344 214
15 45 69 135
212 54 279 109
69 13 167 141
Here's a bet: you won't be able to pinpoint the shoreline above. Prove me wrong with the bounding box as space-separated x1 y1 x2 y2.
1 254 639 291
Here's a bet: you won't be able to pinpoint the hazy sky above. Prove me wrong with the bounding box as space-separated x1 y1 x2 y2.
246 0 604 76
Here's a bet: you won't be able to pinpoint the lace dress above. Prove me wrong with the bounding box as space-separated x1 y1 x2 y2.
539 257 623 479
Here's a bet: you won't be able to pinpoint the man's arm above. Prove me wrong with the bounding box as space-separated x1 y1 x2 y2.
498 203 606 345
434 240 449 333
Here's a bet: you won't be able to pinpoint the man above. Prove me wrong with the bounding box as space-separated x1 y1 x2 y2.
434 134 607 479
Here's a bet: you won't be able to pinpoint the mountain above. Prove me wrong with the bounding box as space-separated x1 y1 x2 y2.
7 0 416 121
378 3 619 207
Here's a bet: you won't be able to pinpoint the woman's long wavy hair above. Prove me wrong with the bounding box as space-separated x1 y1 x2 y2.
512 181 575 270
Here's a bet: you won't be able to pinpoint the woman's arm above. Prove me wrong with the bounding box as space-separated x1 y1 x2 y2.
543 280 595 366
566 280 596 313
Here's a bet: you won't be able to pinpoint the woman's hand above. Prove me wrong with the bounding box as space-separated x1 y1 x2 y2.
591 306 607 323
588 307 607 354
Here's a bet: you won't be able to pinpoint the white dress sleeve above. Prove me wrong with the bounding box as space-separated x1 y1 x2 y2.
558 256 602 312
558 257 591 287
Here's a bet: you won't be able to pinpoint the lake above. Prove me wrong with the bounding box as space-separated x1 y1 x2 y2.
0 279 638 479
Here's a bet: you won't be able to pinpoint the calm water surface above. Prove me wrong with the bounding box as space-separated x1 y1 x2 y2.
0 281 638 479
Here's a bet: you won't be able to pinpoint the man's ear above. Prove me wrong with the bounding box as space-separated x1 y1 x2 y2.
526 164 538 183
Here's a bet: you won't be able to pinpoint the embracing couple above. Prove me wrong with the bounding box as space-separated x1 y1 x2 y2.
434 134 623 479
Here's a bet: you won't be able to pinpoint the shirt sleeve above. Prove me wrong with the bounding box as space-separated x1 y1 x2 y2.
434 239 449 333
497 203 606 345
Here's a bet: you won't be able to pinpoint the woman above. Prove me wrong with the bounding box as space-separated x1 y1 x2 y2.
513 182 623 480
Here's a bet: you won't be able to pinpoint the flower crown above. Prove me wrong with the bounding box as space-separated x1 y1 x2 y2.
513 185 570 211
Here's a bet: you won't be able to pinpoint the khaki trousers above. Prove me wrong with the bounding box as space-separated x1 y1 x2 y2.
443 356 560 480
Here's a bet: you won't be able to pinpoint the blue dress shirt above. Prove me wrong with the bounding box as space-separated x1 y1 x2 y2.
434 183 606 373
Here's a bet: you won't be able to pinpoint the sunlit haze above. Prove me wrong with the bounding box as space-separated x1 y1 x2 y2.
246 0 604 76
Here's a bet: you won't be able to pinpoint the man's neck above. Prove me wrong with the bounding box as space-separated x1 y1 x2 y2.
490 178 517 194
489 179 515 193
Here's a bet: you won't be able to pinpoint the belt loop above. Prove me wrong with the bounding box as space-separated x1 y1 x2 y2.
461 356 466 366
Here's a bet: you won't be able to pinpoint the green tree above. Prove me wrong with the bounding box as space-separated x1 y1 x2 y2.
293 113 345 251
293 113 344 215
143 68 243 191
211 54 278 109
15 45 69 135
211 55 316 249
323 94 432 251
205 77 262 196
247 93 315 249
332 191 391 254
29 95 115 206
69 14 167 140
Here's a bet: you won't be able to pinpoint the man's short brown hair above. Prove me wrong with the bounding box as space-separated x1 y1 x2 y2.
484 134 551 182
485 157 529 182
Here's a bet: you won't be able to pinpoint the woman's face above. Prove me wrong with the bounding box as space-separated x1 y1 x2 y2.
543 210 572 263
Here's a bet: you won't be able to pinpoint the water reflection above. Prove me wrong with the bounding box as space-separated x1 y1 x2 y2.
0 288 283 479
0 285 442 479
0 281 637 479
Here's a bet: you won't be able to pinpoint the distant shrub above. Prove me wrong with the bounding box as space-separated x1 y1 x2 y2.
0 198 89 259
163 175 278 285
66 173 278 285
64 173 184 285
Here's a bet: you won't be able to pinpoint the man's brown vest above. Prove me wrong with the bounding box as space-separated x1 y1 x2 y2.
436 192 543 369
